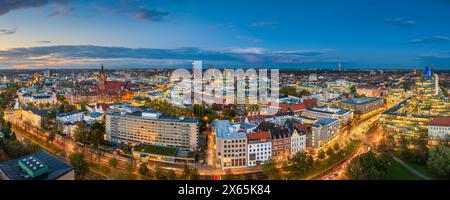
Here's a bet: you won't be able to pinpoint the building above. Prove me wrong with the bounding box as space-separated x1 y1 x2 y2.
270 128 291 161
303 105 352 127
290 128 306 155
106 109 199 151
56 110 85 124
0 151 74 180
326 80 356 93
84 112 104 124
340 97 384 114
20 108 50 128
356 86 383 97
311 118 340 148
213 120 248 169
132 144 196 164
385 87 407 105
428 117 450 142
66 65 134 104
247 131 272 166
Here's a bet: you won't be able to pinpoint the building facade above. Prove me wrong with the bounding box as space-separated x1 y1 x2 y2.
106 110 199 151
213 120 248 169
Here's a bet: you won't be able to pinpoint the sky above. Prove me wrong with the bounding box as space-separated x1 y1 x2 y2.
0 0 450 69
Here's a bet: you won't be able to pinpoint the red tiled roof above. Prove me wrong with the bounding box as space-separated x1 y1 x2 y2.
247 131 271 140
105 81 125 91
430 117 450 127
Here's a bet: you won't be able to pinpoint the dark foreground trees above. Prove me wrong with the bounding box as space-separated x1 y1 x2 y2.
427 145 450 177
69 153 90 179
347 151 389 180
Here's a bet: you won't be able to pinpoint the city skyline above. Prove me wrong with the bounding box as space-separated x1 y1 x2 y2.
1 0 450 69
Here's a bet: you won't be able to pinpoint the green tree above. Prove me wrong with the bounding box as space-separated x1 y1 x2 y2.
427 145 450 177
326 148 335 157
69 153 89 179
347 151 388 180
262 159 281 180
109 157 119 168
284 152 314 179
251 173 258 180
183 163 191 180
190 168 200 180
350 85 357 94
167 169 177 180
333 143 341 152
74 122 89 144
138 163 149 176
155 166 166 180
318 149 325 160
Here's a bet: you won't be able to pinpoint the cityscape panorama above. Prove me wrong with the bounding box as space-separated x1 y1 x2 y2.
0 0 449 191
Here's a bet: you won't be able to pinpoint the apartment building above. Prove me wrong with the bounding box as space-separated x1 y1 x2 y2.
213 120 248 169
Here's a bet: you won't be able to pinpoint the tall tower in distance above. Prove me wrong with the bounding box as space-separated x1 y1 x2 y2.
99 64 106 93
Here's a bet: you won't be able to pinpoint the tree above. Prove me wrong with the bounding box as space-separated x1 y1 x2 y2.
284 152 314 179
262 159 281 180
251 173 258 180
138 163 149 176
350 85 357 94
326 148 335 157
109 157 119 168
69 153 89 179
90 122 106 147
155 166 166 180
190 168 200 180
427 145 450 177
167 169 177 180
224 169 233 180
74 122 89 144
318 149 325 160
347 151 388 180
333 143 341 152
183 163 191 180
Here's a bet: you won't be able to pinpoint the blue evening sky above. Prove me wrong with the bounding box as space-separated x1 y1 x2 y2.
0 0 450 69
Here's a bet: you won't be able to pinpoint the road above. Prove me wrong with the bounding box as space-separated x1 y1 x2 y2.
316 112 385 180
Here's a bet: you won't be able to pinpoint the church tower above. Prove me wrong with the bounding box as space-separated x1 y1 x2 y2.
99 64 106 93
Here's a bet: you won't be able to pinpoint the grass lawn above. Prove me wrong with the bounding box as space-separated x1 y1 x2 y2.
385 156 424 180
392 150 449 180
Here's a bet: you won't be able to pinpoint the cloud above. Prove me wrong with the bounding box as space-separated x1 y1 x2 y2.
0 27 17 35
0 0 73 16
249 21 278 27
418 52 450 67
132 9 169 22
384 18 416 26
237 36 261 43
49 4 74 16
0 45 336 69
36 40 52 44
408 36 450 44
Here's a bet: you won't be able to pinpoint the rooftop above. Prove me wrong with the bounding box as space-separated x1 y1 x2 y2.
213 120 247 139
56 110 85 118
341 97 383 105
133 144 177 157
0 151 73 180
430 117 450 127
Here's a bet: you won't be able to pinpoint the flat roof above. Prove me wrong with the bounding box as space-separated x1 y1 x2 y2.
133 144 177 157
341 97 383 106
213 120 247 139
0 151 73 180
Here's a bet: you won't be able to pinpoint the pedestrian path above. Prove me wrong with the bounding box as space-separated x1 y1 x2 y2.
391 155 432 180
